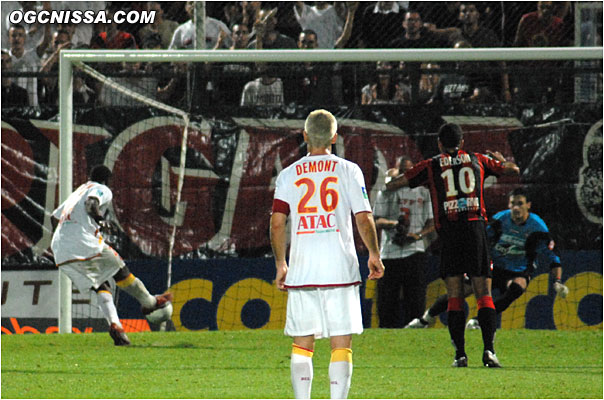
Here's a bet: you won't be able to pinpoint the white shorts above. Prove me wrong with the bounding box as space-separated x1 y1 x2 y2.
284 285 363 339
59 244 125 294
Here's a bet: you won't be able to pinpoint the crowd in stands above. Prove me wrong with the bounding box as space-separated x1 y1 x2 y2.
1 1 600 109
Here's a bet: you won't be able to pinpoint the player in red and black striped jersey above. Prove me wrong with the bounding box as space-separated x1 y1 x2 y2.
387 123 519 367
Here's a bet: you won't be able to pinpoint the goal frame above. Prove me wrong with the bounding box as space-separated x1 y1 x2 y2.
57 46 603 333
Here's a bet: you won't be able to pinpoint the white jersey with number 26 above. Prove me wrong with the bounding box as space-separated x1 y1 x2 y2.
51 181 112 265
273 154 372 288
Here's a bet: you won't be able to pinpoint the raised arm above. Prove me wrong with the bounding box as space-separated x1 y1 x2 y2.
486 150 520 176
334 2 358 49
385 173 410 191
355 211 385 280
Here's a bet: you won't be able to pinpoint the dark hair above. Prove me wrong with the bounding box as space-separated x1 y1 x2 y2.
438 123 463 148
142 33 162 49
301 29 318 38
9 24 25 32
509 187 530 202
405 9 422 19
90 165 112 184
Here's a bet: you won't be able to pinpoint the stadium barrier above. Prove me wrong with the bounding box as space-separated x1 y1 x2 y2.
1 103 602 332
1 251 602 334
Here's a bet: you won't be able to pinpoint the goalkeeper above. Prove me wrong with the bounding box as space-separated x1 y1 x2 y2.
406 187 568 329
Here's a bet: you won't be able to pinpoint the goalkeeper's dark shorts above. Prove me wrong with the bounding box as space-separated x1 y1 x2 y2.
492 267 531 293
438 220 491 279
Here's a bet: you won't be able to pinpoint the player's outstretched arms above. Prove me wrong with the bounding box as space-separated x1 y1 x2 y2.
355 211 385 280
385 173 410 191
486 150 520 176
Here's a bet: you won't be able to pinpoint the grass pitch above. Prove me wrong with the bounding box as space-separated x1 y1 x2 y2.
2 328 602 399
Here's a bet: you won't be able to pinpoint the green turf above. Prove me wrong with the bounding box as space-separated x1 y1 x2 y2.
2 328 602 399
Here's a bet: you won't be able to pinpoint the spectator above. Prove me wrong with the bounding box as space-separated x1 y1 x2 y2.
141 32 163 50
1 1 20 49
8 23 51 106
289 4 357 105
214 23 254 105
389 10 448 104
39 29 72 105
514 1 566 47
361 61 409 105
418 62 441 104
248 7 297 49
241 1 262 33
3 1 48 52
97 61 159 107
289 29 338 105
418 1 463 30
91 7 138 50
359 1 406 48
513 1 568 103
168 0 231 49
138 2 179 49
240 64 284 107
293 1 349 49
374 156 434 328
221 2 244 28
428 41 496 105
156 62 189 108
1 49 29 106
458 2 511 102
459 2 499 47
56 21 89 48
51 1 106 48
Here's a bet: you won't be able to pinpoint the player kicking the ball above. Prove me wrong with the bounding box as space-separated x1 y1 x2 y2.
271 109 385 399
51 165 172 345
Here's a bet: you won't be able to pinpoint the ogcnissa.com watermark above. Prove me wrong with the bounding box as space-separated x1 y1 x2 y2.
9 9 156 25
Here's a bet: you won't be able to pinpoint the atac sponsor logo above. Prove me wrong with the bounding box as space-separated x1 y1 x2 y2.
297 213 337 235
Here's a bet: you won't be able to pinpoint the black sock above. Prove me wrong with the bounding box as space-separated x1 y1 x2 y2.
477 307 497 353
447 310 466 358
494 282 525 314
429 294 449 318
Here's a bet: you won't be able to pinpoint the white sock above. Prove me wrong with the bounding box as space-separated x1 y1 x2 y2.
329 349 352 399
291 349 313 399
423 308 435 324
118 276 156 308
97 291 121 327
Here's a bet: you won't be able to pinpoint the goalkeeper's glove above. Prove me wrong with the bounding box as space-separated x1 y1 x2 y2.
553 279 569 298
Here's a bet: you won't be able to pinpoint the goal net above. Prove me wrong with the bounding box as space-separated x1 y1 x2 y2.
56 46 602 334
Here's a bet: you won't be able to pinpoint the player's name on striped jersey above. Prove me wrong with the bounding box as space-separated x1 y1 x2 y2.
439 153 472 167
295 159 339 175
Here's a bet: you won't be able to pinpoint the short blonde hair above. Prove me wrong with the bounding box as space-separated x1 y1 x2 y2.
304 109 337 148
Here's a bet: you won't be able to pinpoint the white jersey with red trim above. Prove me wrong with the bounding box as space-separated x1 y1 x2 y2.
51 181 112 265
273 154 372 288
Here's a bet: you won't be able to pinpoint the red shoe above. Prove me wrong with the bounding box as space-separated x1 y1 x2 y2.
109 323 131 346
141 292 173 315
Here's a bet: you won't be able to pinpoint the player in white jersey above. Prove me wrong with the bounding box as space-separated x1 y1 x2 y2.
51 166 172 346
271 110 385 399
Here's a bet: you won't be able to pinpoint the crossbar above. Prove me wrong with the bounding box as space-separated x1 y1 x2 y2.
60 47 603 63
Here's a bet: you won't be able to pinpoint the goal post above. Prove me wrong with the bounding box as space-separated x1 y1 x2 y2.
57 47 603 333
